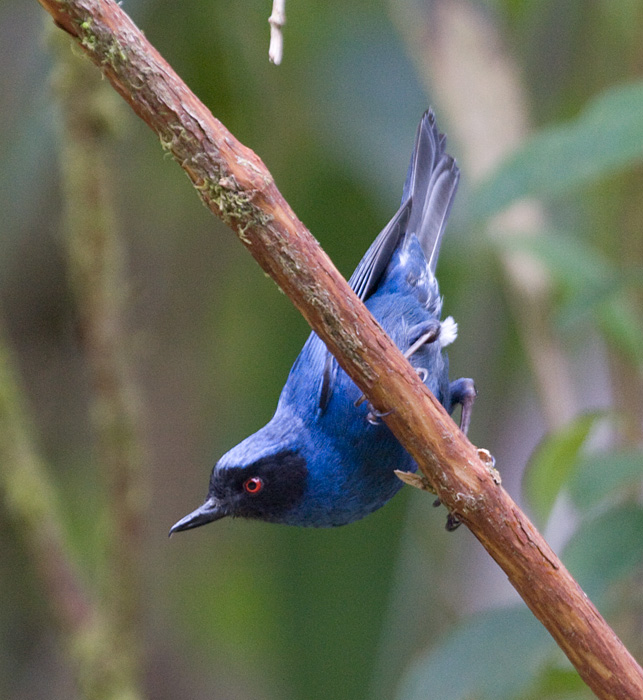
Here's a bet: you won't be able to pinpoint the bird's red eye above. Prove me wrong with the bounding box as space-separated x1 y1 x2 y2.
243 477 263 494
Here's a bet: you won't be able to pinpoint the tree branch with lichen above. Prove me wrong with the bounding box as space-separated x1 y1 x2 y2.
31 1 643 698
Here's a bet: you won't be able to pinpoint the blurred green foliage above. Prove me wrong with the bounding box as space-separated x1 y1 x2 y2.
473 82 643 218
1 0 642 699
523 412 602 526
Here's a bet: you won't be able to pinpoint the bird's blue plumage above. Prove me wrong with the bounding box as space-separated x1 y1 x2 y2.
170 110 475 534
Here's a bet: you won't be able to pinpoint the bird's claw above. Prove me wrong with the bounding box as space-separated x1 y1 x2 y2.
395 472 461 530
449 377 477 436
366 405 392 425
355 392 392 424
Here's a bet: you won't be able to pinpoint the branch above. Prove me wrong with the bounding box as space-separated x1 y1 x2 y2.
36 1 643 697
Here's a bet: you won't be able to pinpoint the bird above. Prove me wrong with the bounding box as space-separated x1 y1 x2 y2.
170 110 475 534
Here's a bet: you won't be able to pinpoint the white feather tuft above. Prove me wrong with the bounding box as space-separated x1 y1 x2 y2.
398 246 410 267
439 316 458 348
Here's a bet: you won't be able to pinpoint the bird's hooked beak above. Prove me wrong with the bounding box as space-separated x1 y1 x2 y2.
169 496 228 536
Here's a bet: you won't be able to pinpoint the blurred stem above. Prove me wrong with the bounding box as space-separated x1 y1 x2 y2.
0 327 141 700
389 0 577 429
0 330 93 634
51 28 146 698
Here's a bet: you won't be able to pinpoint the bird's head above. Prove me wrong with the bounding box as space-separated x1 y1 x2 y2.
169 449 308 534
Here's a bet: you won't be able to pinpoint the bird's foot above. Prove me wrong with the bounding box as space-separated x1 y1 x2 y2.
397 473 462 531
404 320 441 359
449 377 477 435
432 497 462 531
355 367 428 415
354 321 440 415
354 392 391 424
366 405 392 425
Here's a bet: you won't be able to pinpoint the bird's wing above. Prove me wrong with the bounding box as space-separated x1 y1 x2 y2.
346 198 412 301
318 201 411 411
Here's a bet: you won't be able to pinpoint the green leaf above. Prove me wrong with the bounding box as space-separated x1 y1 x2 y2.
563 504 643 602
474 82 643 218
523 414 602 527
395 607 559 700
569 449 643 510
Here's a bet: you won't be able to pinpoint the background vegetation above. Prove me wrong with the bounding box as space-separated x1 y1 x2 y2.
1 0 642 698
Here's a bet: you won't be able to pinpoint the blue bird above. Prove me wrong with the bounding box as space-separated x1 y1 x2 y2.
170 110 475 534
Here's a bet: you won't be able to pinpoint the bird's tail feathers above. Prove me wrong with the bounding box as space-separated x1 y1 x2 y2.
402 110 459 274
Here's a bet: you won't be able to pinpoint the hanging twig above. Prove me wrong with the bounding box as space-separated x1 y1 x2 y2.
268 0 286 64
32 1 643 698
